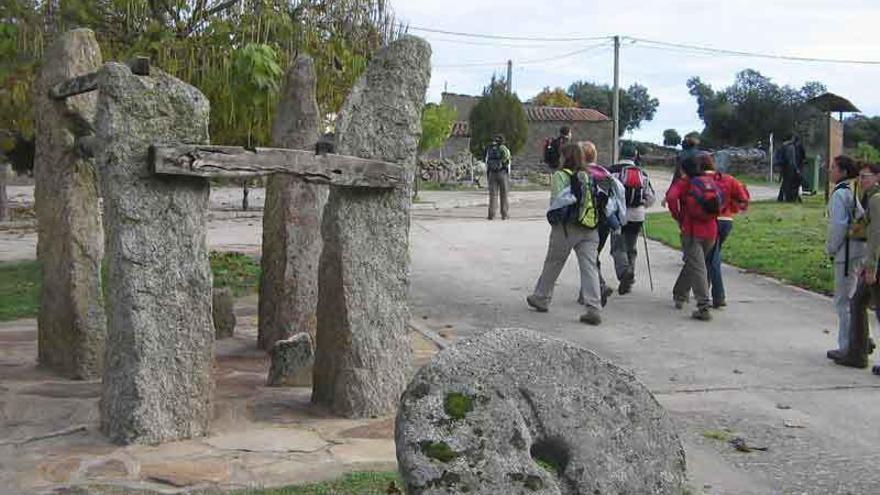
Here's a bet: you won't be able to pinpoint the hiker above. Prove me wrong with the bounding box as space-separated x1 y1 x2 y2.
609 142 656 295
484 134 512 220
826 155 865 361
542 126 573 169
527 142 603 325
776 135 804 203
852 162 880 376
666 151 721 321
702 154 750 308
836 161 880 369
581 141 626 305
662 133 700 208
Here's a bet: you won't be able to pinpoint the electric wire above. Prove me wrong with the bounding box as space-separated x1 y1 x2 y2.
433 41 610 69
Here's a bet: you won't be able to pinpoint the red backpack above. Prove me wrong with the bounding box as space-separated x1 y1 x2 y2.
688 175 724 218
619 165 645 207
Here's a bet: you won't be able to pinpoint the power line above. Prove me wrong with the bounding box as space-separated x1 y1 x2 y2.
433 42 610 69
405 24 612 43
626 36 880 65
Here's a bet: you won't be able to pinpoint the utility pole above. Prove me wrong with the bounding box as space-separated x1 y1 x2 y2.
506 60 513 93
612 35 620 164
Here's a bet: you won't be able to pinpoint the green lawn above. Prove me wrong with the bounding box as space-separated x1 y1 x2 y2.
230 472 401 494
0 252 261 322
645 196 833 295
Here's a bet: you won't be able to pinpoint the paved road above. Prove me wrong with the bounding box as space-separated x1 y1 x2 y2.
408 193 879 494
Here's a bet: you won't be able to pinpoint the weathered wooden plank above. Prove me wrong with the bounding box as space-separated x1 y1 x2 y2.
150 145 406 188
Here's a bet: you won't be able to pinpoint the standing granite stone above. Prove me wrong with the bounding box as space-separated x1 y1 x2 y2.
0 163 9 222
258 55 326 360
34 28 106 379
396 328 687 495
267 333 314 387
213 287 236 339
312 36 431 417
95 62 214 445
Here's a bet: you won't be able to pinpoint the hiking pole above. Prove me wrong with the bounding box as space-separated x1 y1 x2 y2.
642 221 655 292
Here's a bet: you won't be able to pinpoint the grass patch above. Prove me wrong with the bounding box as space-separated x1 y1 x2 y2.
0 251 261 321
701 429 733 442
645 196 833 295
0 261 40 321
420 440 459 463
229 471 401 494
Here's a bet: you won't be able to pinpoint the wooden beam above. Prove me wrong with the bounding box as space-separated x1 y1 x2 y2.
49 58 151 100
150 145 407 188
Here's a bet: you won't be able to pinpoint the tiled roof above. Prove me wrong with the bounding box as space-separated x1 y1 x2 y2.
525 106 609 122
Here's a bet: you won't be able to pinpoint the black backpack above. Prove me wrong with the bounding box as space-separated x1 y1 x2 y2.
486 144 505 172
542 137 563 167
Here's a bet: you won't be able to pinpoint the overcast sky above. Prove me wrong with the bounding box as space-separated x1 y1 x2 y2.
394 0 880 144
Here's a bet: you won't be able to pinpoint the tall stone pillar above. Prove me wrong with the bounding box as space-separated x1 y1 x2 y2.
34 29 105 379
95 63 214 444
312 36 431 417
258 55 327 377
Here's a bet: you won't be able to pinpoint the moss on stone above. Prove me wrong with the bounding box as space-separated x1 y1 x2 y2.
420 441 459 463
535 458 556 474
444 392 474 420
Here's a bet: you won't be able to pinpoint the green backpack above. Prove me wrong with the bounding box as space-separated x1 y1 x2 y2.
566 169 600 229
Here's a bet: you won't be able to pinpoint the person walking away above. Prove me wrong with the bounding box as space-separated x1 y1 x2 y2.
610 142 655 295
836 162 880 368
666 152 721 321
543 126 572 169
826 155 865 361
702 154 750 308
580 141 626 305
527 143 604 325
662 132 700 208
485 134 512 220
776 135 803 202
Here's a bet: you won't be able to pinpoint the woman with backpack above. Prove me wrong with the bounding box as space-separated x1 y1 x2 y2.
665 152 721 321
701 154 750 308
826 155 865 363
526 143 603 325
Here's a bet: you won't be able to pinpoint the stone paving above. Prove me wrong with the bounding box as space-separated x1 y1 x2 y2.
0 295 441 494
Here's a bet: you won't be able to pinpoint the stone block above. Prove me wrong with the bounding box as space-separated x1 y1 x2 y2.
213 287 236 339
312 36 431 418
95 62 213 444
396 328 687 494
34 28 106 379
267 332 314 387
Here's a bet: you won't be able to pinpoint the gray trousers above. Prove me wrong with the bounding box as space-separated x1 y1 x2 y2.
611 221 642 280
833 260 861 351
672 235 715 309
532 224 602 311
487 170 510 219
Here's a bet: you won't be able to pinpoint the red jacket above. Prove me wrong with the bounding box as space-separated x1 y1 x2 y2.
709 171 750 218
666 176 718 240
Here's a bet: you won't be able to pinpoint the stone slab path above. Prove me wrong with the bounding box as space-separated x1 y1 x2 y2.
0 295 440 494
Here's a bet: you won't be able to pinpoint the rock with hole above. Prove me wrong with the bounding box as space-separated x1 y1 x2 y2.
395 328 686 494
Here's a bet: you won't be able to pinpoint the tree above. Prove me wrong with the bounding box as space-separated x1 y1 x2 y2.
567 81 659 135
468 75 528 157
855 142 880 163
419 103 457 154
844 115 880 150
662 129 681 147
0 0 403 173
530 87 577 108
687 70 826 147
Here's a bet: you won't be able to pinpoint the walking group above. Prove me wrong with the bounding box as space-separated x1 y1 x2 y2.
524 129 750 325
826 155 880 376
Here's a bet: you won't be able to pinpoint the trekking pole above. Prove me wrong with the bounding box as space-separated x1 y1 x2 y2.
642 221 655 292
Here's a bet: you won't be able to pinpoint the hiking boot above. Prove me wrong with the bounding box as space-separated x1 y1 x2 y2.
827 349 844 360
577 294 584 305
691 307 712 321
872 364 880 376
834 354 868 369
526 295 548 313
579 309 602 325
713 300 727 309
674 299 685 310
601 287 613 307
618 279 633 295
